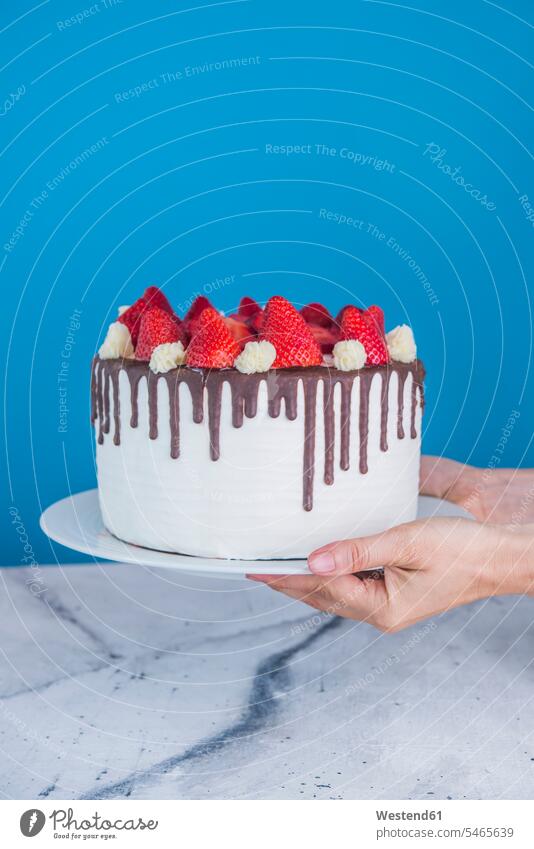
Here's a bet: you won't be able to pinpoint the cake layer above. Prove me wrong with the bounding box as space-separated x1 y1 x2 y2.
92 359 424 559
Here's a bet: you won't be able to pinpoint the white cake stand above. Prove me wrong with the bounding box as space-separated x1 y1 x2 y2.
40 490 473 580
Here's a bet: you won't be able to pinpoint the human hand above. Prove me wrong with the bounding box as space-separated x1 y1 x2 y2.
421 456 534 525
249 517 534 632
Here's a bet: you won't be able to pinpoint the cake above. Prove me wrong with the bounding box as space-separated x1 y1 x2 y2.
91 288 424 559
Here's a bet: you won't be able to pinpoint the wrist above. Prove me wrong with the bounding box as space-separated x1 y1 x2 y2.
490 528 534 596
461 465 486 515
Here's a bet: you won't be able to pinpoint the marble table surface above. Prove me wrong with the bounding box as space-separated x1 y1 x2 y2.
1 562 534 801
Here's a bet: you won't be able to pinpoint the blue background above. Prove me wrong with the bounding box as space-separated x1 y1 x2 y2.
2 0 533 566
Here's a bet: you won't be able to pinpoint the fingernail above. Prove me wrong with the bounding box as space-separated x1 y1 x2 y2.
308 551 335 574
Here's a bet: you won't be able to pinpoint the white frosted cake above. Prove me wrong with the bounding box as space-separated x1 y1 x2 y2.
92 289 424 559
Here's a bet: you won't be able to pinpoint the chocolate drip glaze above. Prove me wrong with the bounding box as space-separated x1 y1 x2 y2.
244 378 260 418
397 370 407 440
207 379 224 461
302 374 318 511
380 371 390 453
102 368 110 435
323 381 335 486
91 358 425 512
339 381 352 472
164 373 180 459
147 375 158 440
111 369 120 445
410 376 420 439
358 370 372 474
96 363 104 445
90 365 97 424
128 370 142 428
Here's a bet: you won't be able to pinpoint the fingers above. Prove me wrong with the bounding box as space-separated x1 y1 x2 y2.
420 455 469 501
307 523 419 577
247 573 325 598
248 574 353 613
247 574 337 615
249 572 390 626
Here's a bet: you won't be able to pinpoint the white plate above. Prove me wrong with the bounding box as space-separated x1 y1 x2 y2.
40 490 473 580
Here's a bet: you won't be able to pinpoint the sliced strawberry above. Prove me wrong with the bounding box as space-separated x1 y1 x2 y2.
301 302 333 328
309 324 341 355
236 296 264 334
227 311 262 334
117 288 174 345
367 304 385 335
135 307 183 360
337 303 385 335
183 295 211 325
173 314 188 346
238 296 262 320
186 307 240 368
143 285 173 313
340 306 389 365
260 295 323 368
117 297 146 346
249 311 264 334
224 316 255 349
335 304 351 326
182 295 212 341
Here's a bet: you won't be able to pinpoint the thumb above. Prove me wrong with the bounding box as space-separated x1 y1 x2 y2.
308 524 416 576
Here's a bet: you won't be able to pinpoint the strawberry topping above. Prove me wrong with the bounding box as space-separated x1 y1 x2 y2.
115 287 391 369
366 304 385 335
183 296 211 325
335 304 350 326
183 295 212 341
186 307 240 368
224 316 255 349
143 285 173 313
117 287 174 345
135 307 184 360
260 296 323 368
301 302 333 328
340 306 389 365
117 297 146 346
248 311 264 334
238 296 262 320
236 296 264 333
309 324 341 355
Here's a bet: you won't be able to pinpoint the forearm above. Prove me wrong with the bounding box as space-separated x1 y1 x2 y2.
422 457 534 525
255 517 534 631
488 527 534 596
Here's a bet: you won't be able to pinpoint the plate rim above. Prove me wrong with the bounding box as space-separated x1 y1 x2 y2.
39 489 473 577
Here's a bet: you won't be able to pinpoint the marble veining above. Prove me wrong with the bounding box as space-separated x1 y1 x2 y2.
82 617 342 800
1 564 534 801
